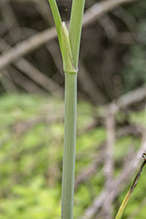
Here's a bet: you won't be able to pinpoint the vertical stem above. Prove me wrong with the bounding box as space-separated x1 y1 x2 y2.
48 0 62 37
69 0 85 69
61 72 77 219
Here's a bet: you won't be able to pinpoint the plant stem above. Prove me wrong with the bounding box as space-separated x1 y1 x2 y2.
48 0 62 38
61 72 77 219
69 0 85 69
115 153 146 219
48 1 85 218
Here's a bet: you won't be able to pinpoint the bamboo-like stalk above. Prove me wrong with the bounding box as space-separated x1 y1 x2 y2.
48 1 85 218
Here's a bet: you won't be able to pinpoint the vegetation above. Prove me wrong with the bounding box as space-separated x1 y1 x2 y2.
0 94 146 218
48 0 85 218
0 0 146 219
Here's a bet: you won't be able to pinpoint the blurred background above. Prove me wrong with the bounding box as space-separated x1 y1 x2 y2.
0 0 146 218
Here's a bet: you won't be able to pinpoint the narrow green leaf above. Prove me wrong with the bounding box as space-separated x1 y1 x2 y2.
69 0 85 69
115 190 131 219
115 154 146 219
48 0 62 38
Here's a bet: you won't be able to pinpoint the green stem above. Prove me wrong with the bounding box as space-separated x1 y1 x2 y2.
69 0 85 69
48 1 85 218
61 72 77 219
48 0 62 38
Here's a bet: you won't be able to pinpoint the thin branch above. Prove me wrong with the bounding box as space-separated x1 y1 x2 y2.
0 37 63 96
100 84 146 116
82 0 139 28
6 66 46 95
0 0 21 42
103 109 115 219
15 58 62 95
0 69 18 92
0 26 57 70
98 14 117 39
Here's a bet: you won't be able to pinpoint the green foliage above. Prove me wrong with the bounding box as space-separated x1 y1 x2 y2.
0 94 63 219
130 109 146 126
0 93 146 218
1 177 60 219
121 19 146 92
122 45 146 92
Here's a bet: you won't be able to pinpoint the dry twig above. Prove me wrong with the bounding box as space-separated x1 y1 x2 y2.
103 108 115 219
